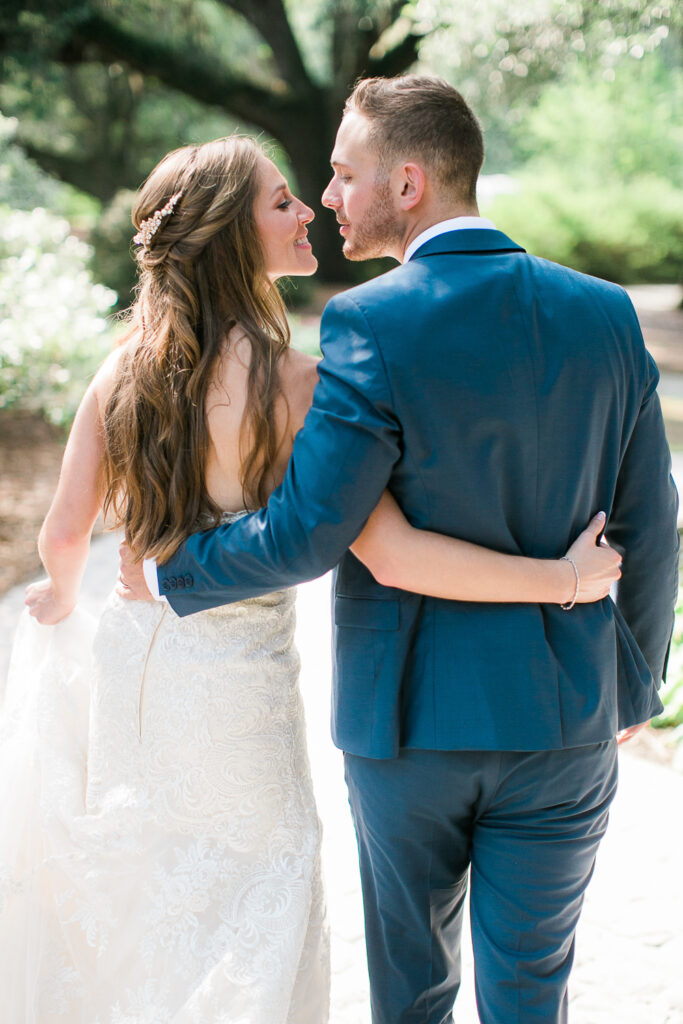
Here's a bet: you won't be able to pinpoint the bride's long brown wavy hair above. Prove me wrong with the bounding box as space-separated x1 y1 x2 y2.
101 137 290 562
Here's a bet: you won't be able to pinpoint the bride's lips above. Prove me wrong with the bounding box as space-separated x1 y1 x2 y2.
294 235 311 249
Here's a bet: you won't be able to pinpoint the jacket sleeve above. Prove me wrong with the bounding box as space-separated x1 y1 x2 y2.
605 309 679 687
159 291 401 616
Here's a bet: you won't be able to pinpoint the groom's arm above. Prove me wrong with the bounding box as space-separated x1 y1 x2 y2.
605 315 679 686
159 291 401 616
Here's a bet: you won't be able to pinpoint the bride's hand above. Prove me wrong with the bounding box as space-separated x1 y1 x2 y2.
563 512 622 604
25 578 75 624
116 543 154 601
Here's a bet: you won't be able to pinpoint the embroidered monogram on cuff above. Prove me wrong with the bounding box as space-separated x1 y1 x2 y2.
160 573 194 594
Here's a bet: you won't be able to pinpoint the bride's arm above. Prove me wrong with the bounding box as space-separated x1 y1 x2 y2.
350 492 620 605
25 358 115 624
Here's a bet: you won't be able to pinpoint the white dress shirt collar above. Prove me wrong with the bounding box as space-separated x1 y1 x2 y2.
403 216 496 263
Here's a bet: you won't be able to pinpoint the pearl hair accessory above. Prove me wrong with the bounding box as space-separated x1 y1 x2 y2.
133 190 184 249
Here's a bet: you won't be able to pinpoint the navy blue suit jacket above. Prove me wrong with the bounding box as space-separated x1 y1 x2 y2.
160 230 678 758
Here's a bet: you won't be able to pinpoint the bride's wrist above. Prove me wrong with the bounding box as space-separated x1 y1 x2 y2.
556 557 578 605
51 584 77 612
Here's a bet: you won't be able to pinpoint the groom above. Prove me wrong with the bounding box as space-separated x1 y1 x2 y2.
125 76 678 1021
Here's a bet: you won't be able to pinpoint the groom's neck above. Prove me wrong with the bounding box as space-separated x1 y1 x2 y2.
397 202 480 262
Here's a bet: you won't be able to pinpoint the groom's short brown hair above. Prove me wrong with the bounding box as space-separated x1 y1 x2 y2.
345 75 484 204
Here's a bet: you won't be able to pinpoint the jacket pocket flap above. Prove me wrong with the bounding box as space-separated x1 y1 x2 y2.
334 596 400 631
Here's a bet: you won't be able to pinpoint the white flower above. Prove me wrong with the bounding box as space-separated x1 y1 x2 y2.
0 207 117 424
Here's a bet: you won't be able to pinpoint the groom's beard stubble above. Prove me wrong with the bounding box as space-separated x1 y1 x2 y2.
342 180 403 262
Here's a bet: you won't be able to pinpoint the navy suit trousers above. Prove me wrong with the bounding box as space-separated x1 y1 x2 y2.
344 742 618 1024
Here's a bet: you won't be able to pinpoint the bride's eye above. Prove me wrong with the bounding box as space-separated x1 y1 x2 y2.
278 199 293 210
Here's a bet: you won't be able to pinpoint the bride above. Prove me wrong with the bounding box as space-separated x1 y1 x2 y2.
0 136 619 1023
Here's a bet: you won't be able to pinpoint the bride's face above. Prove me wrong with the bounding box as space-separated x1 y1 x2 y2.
253 156 317 281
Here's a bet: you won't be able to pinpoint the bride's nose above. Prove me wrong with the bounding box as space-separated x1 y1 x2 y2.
297 202 315 224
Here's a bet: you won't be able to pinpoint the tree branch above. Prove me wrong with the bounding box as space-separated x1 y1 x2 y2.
217 0 315 95
330 2 424 93
366 28 425 79
63 11 299 142
389 0 408 23
18 140 129 201
331 4 373 94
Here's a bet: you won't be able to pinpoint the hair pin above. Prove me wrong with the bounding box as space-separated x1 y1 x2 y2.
134 191 184 249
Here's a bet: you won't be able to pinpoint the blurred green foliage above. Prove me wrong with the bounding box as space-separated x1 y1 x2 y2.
481 49 683 281
88 189 138 312
417 0 681 171
485 174 683 283
0 52 242 305
413 1 683 281
0 206 116 425
0 111 99 223
289 314 322 357
0 56 241 204
510 51 682 185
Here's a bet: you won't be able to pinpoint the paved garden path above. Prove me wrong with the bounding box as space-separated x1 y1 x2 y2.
1 540 682 1023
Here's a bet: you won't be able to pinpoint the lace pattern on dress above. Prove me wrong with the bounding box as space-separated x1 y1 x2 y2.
0 561 329 1022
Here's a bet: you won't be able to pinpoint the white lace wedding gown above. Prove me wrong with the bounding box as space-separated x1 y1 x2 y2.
0 577 329 1023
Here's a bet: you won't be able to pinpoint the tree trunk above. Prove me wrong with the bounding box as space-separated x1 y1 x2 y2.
282 95 351 284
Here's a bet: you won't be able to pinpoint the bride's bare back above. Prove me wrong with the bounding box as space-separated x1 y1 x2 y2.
203 327 319 512
86 325 319 520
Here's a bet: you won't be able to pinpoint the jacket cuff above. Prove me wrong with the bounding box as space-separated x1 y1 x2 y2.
143 557 168 603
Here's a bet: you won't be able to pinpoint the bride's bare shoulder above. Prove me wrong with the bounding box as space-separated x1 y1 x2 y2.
90 334 139 413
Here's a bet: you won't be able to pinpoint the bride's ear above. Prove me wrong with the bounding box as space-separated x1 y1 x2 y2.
395 163 426 211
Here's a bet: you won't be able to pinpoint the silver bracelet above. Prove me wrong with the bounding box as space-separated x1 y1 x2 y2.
560 555 580 610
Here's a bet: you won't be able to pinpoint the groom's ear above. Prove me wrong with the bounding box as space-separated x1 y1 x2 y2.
396 162 426 211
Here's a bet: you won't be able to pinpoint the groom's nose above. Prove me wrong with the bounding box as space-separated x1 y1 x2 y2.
321 178 340 209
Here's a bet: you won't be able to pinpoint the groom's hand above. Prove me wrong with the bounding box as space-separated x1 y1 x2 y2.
616 721 650 745
116 543 154 602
